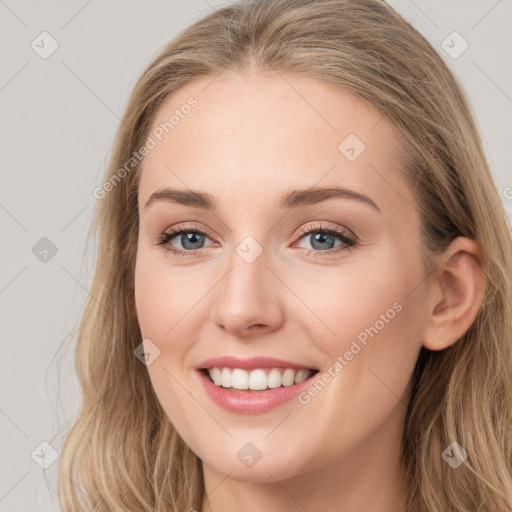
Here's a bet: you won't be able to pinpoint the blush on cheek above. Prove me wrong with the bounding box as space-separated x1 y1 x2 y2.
135 266 176 337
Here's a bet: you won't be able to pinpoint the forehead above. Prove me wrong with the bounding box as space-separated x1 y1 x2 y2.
138 71 416 219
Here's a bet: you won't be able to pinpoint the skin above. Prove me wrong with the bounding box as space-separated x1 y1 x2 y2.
134 71 485 512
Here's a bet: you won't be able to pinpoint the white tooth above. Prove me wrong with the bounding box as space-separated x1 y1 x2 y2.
294 369 311 384
248 369 268 390
221 367 232 388
214 367 309 390
267 368 282 388
232 368 249 389
210 367 222 386
281 368 296 386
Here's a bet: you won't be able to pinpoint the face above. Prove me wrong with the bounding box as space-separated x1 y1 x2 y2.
134 71 429 484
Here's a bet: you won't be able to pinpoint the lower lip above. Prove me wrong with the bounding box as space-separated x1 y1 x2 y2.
197 369 317 414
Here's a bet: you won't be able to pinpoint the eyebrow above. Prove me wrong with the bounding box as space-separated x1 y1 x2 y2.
144 186 381 213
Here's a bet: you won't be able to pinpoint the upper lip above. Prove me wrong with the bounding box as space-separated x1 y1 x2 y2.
197 356 317 371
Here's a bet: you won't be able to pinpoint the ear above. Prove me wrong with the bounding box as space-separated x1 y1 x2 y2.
422 237 486 351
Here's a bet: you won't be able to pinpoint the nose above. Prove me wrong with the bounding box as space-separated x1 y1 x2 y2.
210 244 284 339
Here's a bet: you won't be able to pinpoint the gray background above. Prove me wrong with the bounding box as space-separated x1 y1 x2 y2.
1 0 511 510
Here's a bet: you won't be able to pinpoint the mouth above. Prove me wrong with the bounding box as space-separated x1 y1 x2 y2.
200 367 319 392
196 356 320 414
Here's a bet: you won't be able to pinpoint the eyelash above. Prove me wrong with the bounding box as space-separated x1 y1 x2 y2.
156 222 357 258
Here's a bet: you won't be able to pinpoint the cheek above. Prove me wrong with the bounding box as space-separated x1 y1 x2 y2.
290 271 421 464
299 257 422 396
134 256 205 446
134 269 169 341
291 261 410 349
134 253 204 342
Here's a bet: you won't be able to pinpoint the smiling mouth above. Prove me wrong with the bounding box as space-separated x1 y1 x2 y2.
201 367 319 392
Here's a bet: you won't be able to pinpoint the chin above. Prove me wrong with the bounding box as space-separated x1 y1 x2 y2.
197 441 313 484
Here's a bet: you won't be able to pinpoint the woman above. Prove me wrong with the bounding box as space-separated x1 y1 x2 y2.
58 0 512 510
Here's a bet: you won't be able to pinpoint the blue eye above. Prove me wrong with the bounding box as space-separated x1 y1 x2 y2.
172 231 206 251
293 223 356 255
157 222 357 258
157 228 212 256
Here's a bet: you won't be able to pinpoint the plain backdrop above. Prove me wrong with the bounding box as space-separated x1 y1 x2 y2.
1 1 511 510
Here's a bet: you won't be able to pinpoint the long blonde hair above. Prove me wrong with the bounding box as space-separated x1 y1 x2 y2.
58 0 512 510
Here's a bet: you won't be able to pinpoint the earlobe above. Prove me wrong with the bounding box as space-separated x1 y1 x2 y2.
422 237 486 351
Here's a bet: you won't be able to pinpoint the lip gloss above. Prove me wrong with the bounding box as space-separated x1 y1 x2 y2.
196 369 317 414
